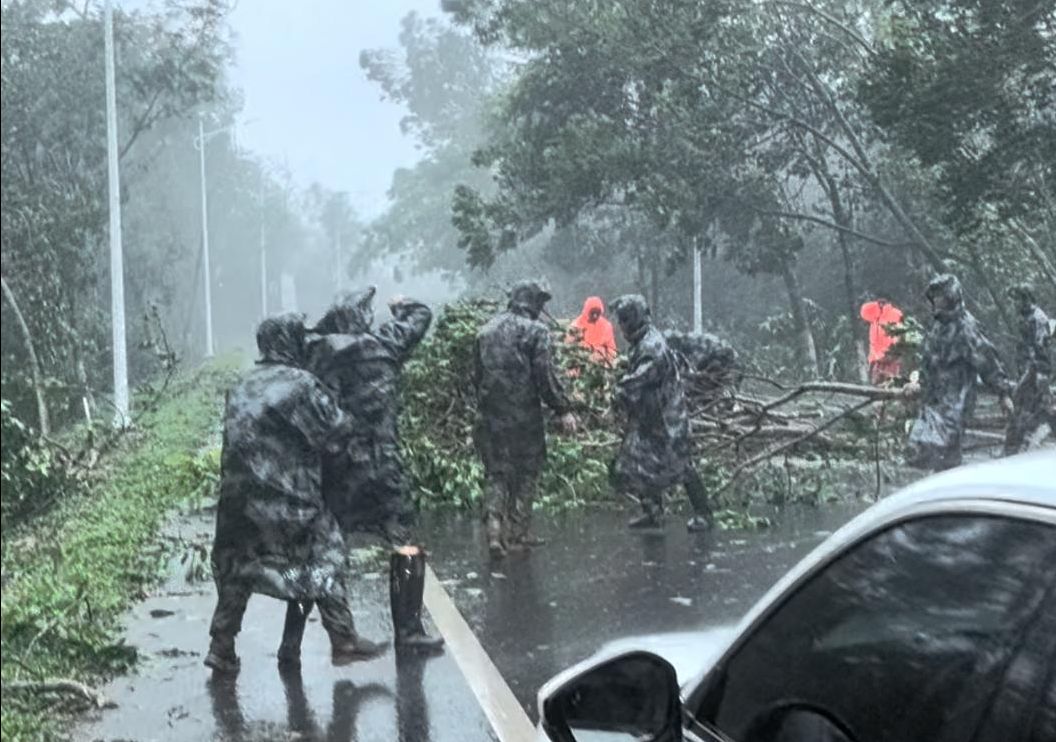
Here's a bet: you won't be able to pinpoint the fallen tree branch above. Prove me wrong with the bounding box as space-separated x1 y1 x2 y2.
761 381 911 413
3 679 116 709
714 399 875 499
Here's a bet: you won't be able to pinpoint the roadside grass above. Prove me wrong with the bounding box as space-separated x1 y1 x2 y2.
0 357 240 741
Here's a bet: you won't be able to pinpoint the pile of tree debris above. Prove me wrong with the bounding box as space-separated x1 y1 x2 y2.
400 300 1001 509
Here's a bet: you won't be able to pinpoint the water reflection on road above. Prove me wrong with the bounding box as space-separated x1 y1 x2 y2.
425 503 868 718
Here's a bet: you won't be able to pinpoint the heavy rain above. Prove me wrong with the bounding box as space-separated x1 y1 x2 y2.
1 1 1054 741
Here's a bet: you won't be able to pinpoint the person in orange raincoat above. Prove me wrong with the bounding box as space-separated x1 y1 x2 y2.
860 297 903 383
568 296 617 366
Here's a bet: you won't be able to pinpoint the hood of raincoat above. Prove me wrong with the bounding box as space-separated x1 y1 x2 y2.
612 294 651 340
577 296 606 321
570 295 617 362
508 280 552 320
256 312 307 366
926 274 964 320
312 286 377 335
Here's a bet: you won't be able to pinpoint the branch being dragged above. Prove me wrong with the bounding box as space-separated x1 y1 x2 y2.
714 398 876 499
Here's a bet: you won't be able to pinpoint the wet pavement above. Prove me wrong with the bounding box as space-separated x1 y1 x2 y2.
424 503 867 719
78 502 867 740
79 510 498 742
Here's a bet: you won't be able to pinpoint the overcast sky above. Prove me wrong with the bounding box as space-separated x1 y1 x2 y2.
227 0 443 219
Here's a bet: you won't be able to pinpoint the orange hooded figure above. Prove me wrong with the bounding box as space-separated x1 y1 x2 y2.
568 296 617 365
860 298 903 382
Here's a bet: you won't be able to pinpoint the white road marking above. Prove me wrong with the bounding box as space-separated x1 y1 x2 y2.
423 565 537 742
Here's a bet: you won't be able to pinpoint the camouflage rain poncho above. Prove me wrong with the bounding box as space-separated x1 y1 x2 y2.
473 281 571 485
211 315 352 602
611 295 693 495
307 288 432 536
908 275 1011 470
664 329 739 402
1005 284 1055 454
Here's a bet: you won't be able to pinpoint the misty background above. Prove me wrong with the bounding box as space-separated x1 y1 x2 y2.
2 0 1053 432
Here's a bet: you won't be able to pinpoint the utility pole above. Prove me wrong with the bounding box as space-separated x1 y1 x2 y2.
692 235 703 334
104 0 129 426
259 169 267 318
196 113 215 357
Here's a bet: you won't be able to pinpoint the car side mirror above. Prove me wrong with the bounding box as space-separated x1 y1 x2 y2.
540 650 683 742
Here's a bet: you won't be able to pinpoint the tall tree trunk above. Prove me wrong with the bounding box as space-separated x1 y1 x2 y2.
649 246 661 314
1 275 50 436
837 238 868 382
800 134 867 380
779 259 821 377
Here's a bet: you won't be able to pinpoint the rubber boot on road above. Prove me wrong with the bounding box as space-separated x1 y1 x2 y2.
485 512 507 559
684 466 715 532
277 601 312 666
507 497 546 550
390 548 445 655
204 634 240 674
627 496 663 529
322 599 388 665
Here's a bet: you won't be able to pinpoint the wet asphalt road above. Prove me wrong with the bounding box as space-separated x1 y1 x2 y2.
79 511 498 742
79 503 866 741
424 503 866 718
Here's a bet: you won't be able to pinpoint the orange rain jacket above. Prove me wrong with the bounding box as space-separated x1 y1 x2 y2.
860 300 903 363
568 296 617 364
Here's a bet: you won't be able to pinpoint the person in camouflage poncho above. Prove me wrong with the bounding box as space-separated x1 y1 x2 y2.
907 274 1013 471
664 329 739 405
474 280 578 558
610 295 713 531
308 287 444 654
1004 283 1054 454
206 314 385 674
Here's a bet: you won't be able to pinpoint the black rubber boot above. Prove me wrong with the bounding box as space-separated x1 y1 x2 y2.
485 513 507 559
329 632 388 665
628 498 663 529
390 550 445 655
277 601 312 666
684 467 714 532
204 634 240 674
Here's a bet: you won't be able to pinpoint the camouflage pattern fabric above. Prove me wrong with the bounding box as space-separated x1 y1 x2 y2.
610 295 693 496
908 274 1011 470
473 280 570 521
211 314 353 603
307 288 432 538
1005 285 1054 454
664 329 739 403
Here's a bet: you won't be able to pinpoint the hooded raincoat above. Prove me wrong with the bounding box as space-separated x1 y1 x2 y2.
211 314 352 602
664 330 739 402
474 281 571 490
568 296 617 364
307 288 433 536
1005 284 1054 454
907 275 1011 470
610 295 693 496
860 300 904 381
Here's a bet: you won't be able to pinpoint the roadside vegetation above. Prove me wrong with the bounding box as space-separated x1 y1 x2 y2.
0 358 238 741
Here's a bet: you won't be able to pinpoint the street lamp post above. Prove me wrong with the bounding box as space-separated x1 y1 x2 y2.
104 0 129 426
259 169 267 318
194 115 255 355
196 113 215 357
692 237 703 334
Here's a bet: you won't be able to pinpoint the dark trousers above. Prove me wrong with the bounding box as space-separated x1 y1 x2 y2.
208 580 357 640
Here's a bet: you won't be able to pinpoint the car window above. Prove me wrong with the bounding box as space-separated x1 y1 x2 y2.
692 514 1056 742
